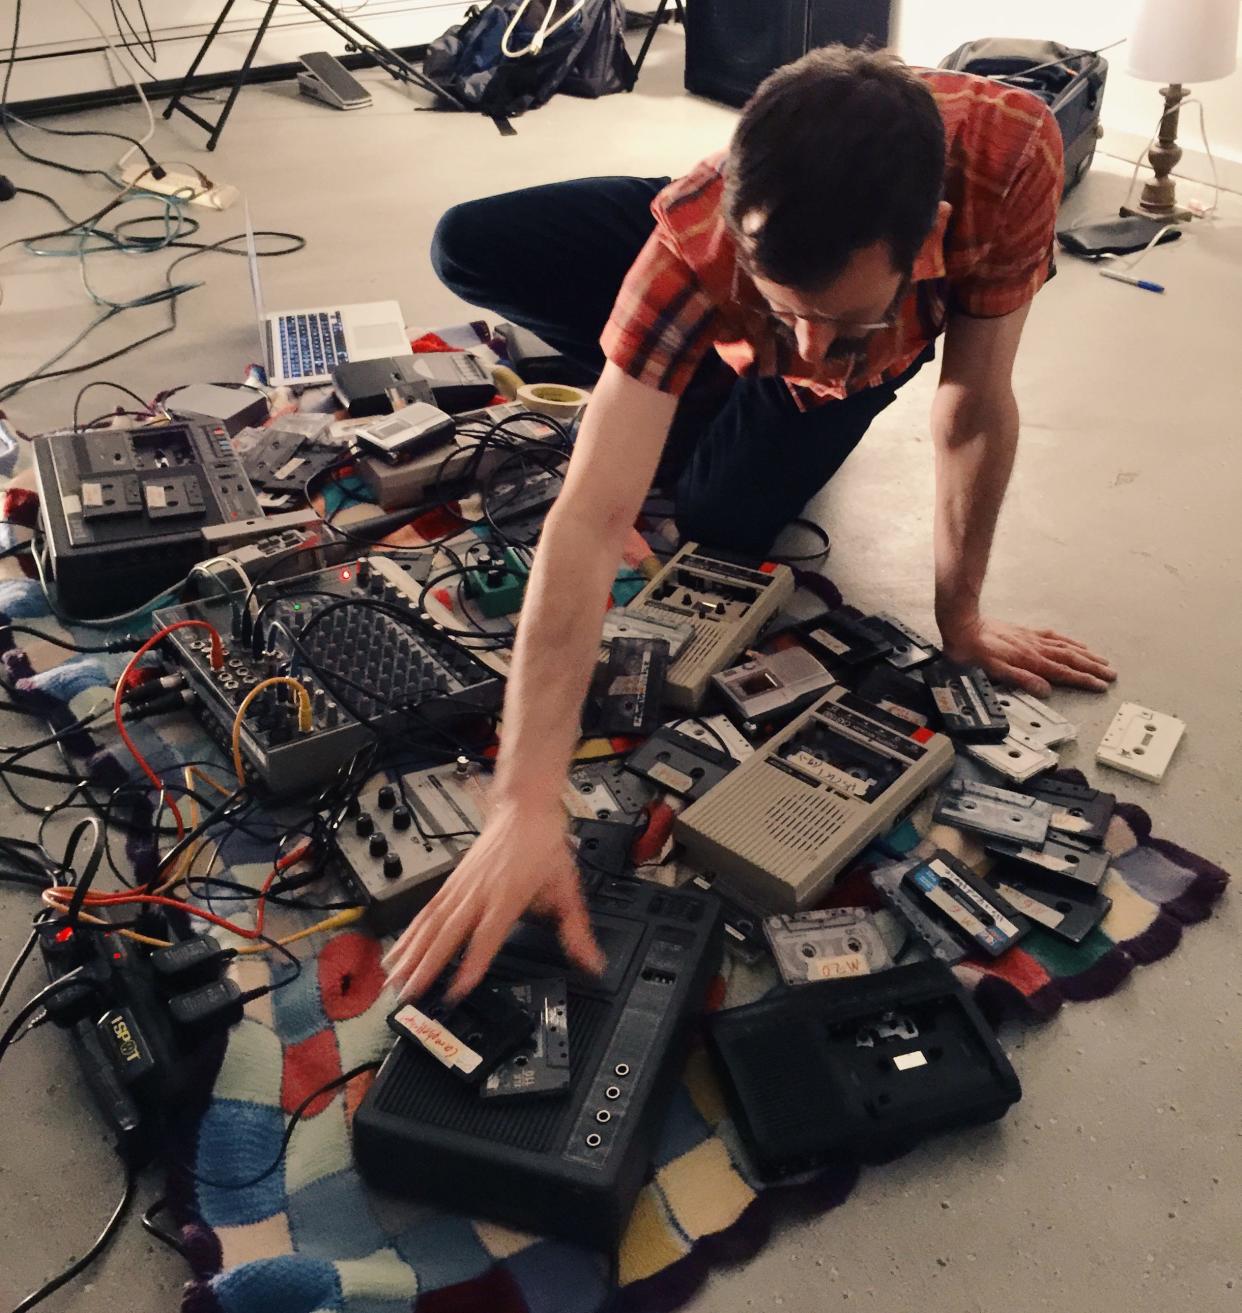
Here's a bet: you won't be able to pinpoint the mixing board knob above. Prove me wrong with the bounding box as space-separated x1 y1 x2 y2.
355 812 374 837
454 756 471 778
369 833 389 858
345 796 361 818
377 784 396 810
391 806 411 831
382 852 403 880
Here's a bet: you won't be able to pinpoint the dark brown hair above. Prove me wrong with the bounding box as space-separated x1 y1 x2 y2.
724 47 945 291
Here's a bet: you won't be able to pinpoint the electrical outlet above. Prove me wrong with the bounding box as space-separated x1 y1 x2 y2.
117 159 240 211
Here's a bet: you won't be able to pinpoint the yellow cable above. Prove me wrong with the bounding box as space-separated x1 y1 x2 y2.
230 677 313 787
236 907 366 954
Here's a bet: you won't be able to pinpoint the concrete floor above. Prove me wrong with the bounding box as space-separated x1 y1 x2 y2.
2 30 1240 1313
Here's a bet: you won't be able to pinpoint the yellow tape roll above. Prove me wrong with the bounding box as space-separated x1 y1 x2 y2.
516 382 590 422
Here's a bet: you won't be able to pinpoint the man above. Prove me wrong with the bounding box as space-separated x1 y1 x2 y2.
385 47 1115 1001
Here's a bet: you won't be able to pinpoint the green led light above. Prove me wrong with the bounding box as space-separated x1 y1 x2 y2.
292 602 302 611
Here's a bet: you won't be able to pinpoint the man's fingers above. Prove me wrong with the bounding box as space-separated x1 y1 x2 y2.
555 884 606 976
992 661 1052 699
447 913 513 1002
382 884 453 970
1036 628 1094 652
1038 643 1117 681
393 903 482 1002
1020 650 1110 692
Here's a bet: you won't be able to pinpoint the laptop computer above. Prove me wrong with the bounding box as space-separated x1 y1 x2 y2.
245 202 413 388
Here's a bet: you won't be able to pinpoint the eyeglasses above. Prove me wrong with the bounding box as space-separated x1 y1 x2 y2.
729 262 909 336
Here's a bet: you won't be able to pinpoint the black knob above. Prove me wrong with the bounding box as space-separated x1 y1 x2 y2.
382 852 403 880
369 833 388 858
345 796 361 818
391 806 411 831
355 812 374 837
377 784 396 810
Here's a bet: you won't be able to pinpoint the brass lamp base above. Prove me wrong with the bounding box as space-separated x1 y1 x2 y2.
1119 83 1198 224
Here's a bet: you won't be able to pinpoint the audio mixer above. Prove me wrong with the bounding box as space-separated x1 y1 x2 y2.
154 556 502 794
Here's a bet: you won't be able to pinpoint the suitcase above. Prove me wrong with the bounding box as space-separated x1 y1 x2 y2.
940 38 1108 194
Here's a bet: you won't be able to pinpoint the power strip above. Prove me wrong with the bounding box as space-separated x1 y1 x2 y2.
117 159 240 211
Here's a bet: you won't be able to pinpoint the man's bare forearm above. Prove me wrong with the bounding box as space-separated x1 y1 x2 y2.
489 363 677 808
931 381 1018 636
490 503 631 807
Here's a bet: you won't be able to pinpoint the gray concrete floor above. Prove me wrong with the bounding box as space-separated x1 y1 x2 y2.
1 30 1240 1313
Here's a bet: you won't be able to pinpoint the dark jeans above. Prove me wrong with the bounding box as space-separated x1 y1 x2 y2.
431 176 933 557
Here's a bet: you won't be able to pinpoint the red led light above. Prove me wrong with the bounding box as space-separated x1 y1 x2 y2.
340 568 352 582
113 951 124 961
54 926 74 943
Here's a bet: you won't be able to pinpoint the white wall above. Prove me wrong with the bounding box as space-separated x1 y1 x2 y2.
894 0 1242 170
0 0 470 104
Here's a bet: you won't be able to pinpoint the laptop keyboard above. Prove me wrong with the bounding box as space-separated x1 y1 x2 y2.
277 311 349 379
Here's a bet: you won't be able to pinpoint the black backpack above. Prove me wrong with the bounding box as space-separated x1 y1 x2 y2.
424 0 634 121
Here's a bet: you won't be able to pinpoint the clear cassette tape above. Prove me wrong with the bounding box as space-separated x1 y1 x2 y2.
762 907 893 986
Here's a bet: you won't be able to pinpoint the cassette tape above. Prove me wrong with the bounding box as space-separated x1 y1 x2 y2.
601 606 694 660
676 687 955 912
712 645 835 732
586 637 669 737
672 714 754 764
572 816 641 884
986 832 1110 890
871 860 967 965
853 665 934 731
622 544 795 710
389 981 535 1085
481 979 570 1101
1023 776 1115 845
994 690 1076 747
624 725 735 802
868 613 938 670
565 759 656 821
988 874 1111 946
934 776 1053 847
762 907 893 986
796 606 892 669
965 730 1059 784
902 850 1028 958
924 662 1009 743
688 874 769 964
1096 702 1185 782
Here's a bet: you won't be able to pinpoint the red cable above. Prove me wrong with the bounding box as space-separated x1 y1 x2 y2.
113 620 224 839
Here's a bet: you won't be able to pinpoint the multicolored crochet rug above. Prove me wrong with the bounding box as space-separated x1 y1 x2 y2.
0 471 1229 1313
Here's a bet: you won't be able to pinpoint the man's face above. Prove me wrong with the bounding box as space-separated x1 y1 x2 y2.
746 240 907 365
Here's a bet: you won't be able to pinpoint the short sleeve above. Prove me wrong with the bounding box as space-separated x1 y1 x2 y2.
950 104 1065 319
600 225 723 396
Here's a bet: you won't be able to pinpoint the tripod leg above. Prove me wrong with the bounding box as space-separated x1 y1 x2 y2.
163 0 241 121
629 0 671 90
204 0 282 149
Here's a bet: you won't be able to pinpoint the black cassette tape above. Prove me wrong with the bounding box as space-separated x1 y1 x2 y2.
585 637 669 737
868 613 938 670
687 874 769 965
987 872 1112 946
707 960 1022 1180
986 832 1110 890
796 606 892 670
623 725 735 802
572 816 641 884
853 666 934 731
481 979 570 1101
1022 776 1115 846
902 850 1028 958
924 661 1009 743
388 980 535 1086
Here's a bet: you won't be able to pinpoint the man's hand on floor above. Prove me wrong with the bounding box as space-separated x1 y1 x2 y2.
940 615 1117 698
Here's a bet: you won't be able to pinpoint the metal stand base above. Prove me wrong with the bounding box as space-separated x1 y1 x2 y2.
163 0 462 151
628 0 686 89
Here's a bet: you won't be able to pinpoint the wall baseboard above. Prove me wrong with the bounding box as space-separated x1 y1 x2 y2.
1099 127 1242 205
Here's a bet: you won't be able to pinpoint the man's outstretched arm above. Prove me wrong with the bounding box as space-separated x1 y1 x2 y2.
384 363 678 1002
931 305 1116 696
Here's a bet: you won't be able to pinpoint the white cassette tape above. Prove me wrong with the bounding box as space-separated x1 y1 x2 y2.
1096 702 1185 782
994 690 1077 747
965 730 1058 784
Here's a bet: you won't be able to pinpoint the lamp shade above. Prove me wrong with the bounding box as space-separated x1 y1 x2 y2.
1127 0 1240 83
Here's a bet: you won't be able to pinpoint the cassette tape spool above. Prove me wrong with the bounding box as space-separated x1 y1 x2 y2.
994 690 1076 747
988 874 1111 945
1024 776 1115 845
986 832 1110 890
902 850 1028 958
966 730 1059 784
934 777 1054 847
924 661 1009 743
868 613 938 670
762 907 893 986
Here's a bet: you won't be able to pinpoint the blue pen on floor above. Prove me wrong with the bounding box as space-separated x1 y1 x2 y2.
1099 268 1166 294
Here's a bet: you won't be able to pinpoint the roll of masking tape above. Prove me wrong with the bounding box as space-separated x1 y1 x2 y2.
516 382 590 422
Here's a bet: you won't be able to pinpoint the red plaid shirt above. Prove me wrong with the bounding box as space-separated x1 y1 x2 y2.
600 70 1065 407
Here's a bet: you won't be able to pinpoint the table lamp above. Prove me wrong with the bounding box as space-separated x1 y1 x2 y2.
1123 0 1240 220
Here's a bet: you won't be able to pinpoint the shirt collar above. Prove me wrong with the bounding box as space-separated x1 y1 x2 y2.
912 201 951 283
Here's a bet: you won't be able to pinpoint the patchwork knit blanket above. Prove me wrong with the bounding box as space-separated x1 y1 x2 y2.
0 452 1228 1313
